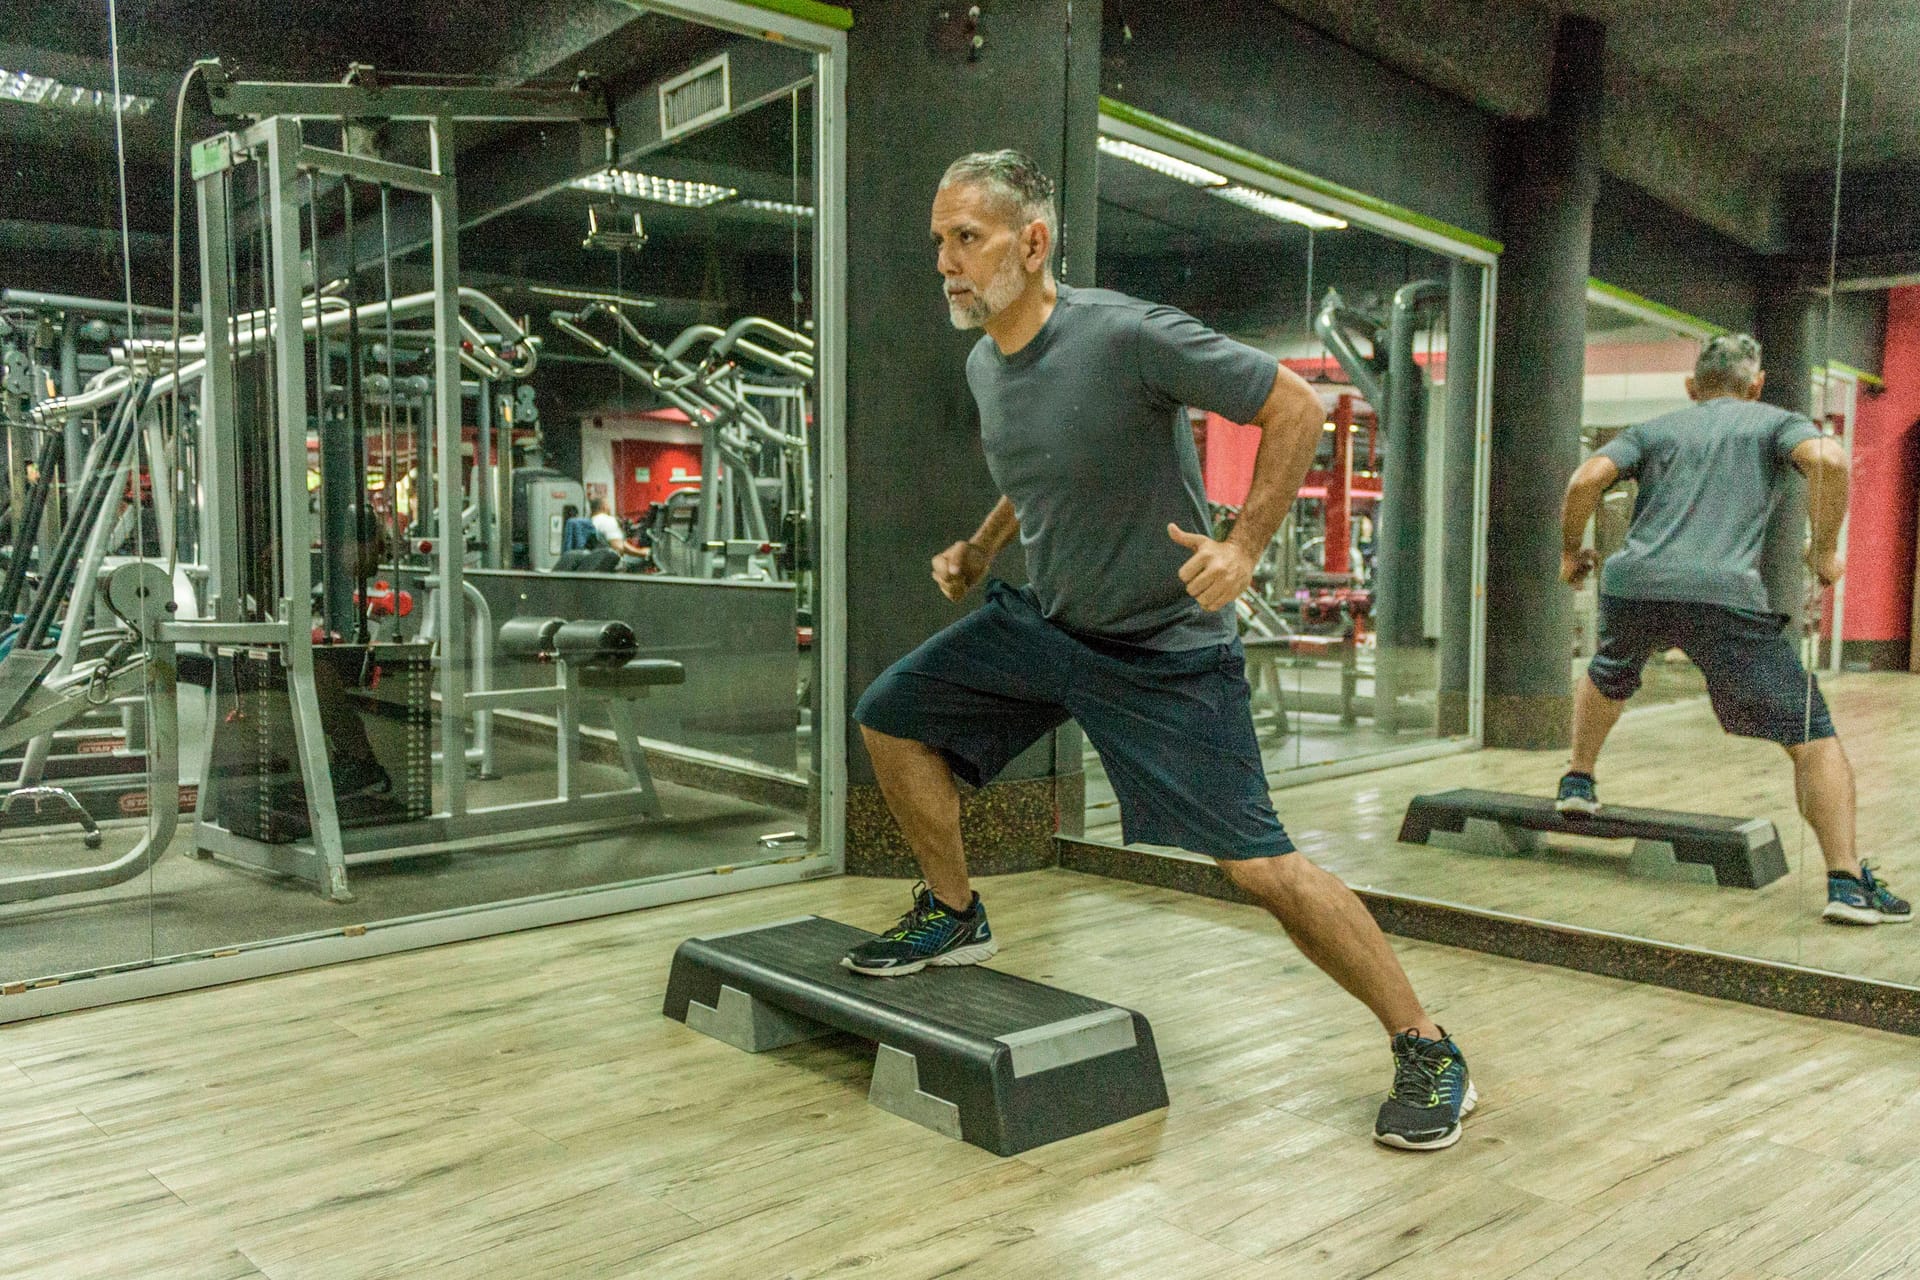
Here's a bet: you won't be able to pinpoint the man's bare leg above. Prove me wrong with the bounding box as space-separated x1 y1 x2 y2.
861 725 973 907
1787 735 1860 878
1221 853 1442 1040
1569 672 1628 776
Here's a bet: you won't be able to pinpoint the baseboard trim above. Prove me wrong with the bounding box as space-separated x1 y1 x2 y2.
1055 836 1920 1038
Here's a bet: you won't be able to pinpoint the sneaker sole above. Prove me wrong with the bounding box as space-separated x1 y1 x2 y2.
841 937 999 978
1374 1081 1478 1152
1554 797 1601 817
1823 902 1883 926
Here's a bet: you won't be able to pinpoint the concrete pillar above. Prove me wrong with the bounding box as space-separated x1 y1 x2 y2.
842 1 1100 876
1753 286 1819 630
1483 15 1604 750
1438 260 1482 736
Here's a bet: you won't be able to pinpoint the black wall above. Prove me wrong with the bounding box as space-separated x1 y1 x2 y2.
1589 175 1759 334
1100 0 1498 241
843 0 1099 787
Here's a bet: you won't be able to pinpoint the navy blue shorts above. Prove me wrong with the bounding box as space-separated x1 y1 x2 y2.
1589 595 1834 746
854 580 1293 860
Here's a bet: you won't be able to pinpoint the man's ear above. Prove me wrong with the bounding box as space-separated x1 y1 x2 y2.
1746 369 1767 401
1025 220 1051 273
1684 375 1699 402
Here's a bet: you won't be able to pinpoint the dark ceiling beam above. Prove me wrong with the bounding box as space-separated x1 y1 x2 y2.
0 218 169 257
322 34 810 281
1257 0 1783 251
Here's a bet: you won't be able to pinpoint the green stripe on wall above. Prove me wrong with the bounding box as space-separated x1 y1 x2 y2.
733 0 852 31
1098 96 1502 256
1586 279 1729 336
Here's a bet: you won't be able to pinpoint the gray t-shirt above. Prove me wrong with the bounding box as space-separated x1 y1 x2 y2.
966 284 1279 650
1597 397 1821 613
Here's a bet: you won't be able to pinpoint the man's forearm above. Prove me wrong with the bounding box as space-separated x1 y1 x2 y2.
1226 397 1323 560
968 496 1020 559
1561 485 1602 556
1807 460 1849 554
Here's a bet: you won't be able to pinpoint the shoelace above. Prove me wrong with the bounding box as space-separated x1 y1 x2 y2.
1390 1044 1449 1105
882 883 947 942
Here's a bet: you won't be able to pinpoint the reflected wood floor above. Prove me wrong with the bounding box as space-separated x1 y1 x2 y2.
1094 671 1920 989
7 869 1920 1279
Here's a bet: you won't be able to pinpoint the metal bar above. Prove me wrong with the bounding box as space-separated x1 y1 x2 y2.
196 168 243 623
814 31 848 871
294 144 451 196
205 76 609 124
0 288 184 322
475 378 494 567
430 118 468 818
465 686 564 711
266 118 353 903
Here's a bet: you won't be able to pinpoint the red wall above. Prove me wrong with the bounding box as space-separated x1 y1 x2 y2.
612 439 703 515
1844 286 1920 644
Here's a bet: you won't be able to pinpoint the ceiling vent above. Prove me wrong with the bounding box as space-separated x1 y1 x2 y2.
659 54 730 142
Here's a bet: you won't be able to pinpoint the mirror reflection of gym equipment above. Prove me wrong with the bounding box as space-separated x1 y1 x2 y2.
0 17 828 982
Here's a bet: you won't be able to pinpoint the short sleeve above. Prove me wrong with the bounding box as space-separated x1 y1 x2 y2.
1136 304 1279 425
1596 428 1643 479
1771 410 1821 464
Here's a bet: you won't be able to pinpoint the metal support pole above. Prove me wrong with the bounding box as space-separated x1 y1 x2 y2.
475 377 494 567
196 165 244 624
267 118 352 902
1327 394 1352 576
429 118 468 818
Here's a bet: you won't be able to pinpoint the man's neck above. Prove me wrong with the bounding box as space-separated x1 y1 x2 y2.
985 276 1060 355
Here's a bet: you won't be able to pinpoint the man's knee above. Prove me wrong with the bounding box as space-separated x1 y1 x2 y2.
1219 851 1313 910
1585 659 1640 702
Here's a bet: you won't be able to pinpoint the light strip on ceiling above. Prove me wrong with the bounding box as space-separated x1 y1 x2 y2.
1210 184 1347 230
1097 135 1228 187
0 68 154 117
738 198 814 218
571 169 738 209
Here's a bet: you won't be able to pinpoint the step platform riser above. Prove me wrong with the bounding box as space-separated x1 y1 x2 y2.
1400 788 1788 889
663 916 1169 1156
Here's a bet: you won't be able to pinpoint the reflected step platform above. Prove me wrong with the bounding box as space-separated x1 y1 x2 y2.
1399 789 1787 888
662 915 1168 1156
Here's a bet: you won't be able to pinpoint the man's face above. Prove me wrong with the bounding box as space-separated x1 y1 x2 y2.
931 182 1032 331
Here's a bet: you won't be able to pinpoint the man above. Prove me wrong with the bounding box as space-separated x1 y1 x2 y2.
846 150 1472 1152
588 496 640 559
1556 333 1908 925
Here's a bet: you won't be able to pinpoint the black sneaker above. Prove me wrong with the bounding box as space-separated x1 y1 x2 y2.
1555 771 1600 817
841 883 997 977
1864 864 1913 923
1375 1029 1476 1151
1826 863 1913 925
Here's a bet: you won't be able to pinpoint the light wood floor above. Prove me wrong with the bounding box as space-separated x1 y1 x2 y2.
1095 671 1920 988
8 869 1920 1279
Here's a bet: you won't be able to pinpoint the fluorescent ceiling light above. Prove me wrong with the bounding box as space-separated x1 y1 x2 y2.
1211 184 1347 230
738 198 814 218
571 169 737 208
0 68 154 117
1097 135 1228 187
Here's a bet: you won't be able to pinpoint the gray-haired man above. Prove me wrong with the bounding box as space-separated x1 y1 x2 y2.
846 149 1473 1150
1557 333 1908 924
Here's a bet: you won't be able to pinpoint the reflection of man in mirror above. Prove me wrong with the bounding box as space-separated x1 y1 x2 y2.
589 495 638 558
844 149 1473 1151
1558 333 1908 925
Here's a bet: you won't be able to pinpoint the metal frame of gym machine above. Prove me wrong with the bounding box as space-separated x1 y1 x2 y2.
182 69 678 902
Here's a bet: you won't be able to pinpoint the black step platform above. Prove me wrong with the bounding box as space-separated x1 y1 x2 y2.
1399 788 1787 889
663 916 1168 1156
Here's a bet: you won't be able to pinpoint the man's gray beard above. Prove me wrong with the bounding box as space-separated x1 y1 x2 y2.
947 251 1026 331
